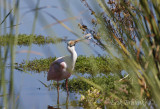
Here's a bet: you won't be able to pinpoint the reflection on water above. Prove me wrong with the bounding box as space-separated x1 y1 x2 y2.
1 42 108 108
12 69 80 109
47 89 69 109
57 83 60 108
48 105 61 109
0 45 80 109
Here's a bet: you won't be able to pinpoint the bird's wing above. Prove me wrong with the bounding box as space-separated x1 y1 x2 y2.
47 57 67 81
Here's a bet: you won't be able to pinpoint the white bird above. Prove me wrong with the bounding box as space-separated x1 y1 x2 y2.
47 40 78 94
47 34 91 95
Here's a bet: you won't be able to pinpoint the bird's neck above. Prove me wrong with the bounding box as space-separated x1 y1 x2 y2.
68 47 77 69
67 46 77 61
71 50 77 62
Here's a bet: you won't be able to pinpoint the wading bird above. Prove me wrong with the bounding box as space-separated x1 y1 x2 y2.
47 40 78 95
47 34 91 95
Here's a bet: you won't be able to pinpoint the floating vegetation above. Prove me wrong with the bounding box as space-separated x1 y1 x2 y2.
61 75 117 93
78 84 133 109
0 34 64 46
16 55 123 74
61 75 132 109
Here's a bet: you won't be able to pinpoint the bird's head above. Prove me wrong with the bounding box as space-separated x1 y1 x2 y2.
67 34 91 47
67 40 79 53
67 34 91 53
67 40 77 47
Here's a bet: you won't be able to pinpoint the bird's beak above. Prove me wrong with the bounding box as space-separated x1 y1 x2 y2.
73 39 81 45
74 33 91 44
72 40 78 46
69 33 91 46
74 40 80 43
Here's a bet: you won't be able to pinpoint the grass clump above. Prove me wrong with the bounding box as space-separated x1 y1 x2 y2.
0 34 64 46
75 0 160 108
16 57 56 72
62 74 133 109
61 74 117 93
16 55 123 74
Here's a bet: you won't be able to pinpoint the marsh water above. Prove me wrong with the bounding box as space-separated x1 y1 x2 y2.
0 0 107 108
12 43 91 109
1 0 160 108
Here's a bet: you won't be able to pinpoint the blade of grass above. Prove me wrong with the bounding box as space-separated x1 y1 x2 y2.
0 9 12 25
38 80 48 87
45 12 80 37
42 11 85 30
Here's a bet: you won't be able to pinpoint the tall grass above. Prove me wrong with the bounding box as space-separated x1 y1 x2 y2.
0 0 160 108
0 0 60 108
0 0 19 108
76 0 160 108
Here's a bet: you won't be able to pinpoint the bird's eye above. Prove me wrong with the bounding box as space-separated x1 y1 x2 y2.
67 43 72 47
68 43 75 47
69 44 75 47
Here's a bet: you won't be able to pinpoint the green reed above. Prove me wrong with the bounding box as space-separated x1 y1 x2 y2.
16 56 122 74
0 34 64 46
1 0 160 108
73 0 160 108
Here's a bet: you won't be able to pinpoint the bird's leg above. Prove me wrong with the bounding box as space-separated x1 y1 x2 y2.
66 92 69 109
57 81 59 108
57 81 59 93
65 79 69 95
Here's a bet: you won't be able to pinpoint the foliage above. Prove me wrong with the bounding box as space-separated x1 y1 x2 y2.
79 87 103 109
80 85 141 109
61 74 135 109
16 55 122 74
61 74 117 93
60 74 134 109
0 34 64 46
16 57 56 72
76 0 160 108
1 0 160 108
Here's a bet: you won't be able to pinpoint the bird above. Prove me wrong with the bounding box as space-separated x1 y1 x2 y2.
47 34 91 95
47 40 78 95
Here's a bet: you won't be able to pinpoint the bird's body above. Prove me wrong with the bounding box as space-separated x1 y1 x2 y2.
47 56 70 81
47 55 77 81
47 40 78 95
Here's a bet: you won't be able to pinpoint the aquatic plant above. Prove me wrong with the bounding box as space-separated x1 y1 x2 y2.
16 56 123 74
75 0 160 108
79 87 130 109
0 34 64 46
60 73 134 109
1 0 160 108
61 74 117 93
